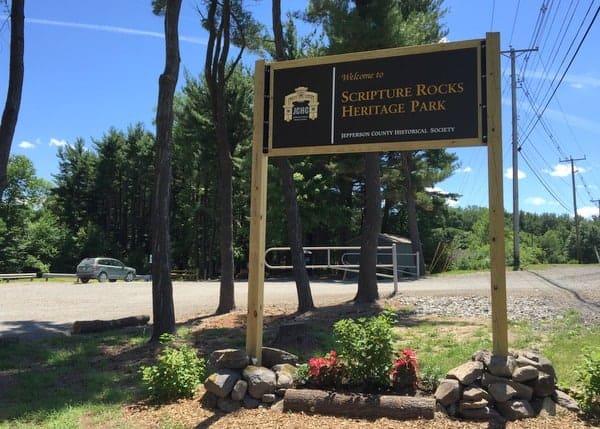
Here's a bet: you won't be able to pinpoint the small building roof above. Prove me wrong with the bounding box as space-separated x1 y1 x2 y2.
378 233 412 244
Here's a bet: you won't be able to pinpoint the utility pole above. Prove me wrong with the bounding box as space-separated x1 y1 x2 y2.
592 199 600 218
501 46 537 271
560 156 586 263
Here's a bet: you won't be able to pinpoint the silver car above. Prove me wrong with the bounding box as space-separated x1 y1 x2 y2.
76 257 136 283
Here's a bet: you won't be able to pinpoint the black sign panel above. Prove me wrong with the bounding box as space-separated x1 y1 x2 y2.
270 45 482 151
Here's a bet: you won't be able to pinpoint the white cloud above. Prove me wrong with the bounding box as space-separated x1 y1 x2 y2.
549 164 587 177
458 166 472 173
527 69 600 89
19 140 36 149
26 17 206 45
525 197 547 206
425 186 459 207
49 138 68 148
578 206 598 219
425 186 445 194
504 167 526 180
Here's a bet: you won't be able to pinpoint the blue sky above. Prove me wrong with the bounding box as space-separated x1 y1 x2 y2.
1 0 599 218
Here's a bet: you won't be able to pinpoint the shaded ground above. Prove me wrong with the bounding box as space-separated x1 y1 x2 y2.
120 304 595 429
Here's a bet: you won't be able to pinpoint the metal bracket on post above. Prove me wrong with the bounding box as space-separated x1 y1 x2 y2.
392 243 398 296
262 65 271 154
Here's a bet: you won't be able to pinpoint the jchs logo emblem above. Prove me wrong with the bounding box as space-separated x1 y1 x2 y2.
283 87 319 122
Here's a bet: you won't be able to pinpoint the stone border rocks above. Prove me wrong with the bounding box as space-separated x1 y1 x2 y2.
202 347 435 420
202 347 299 412
434 349 580 421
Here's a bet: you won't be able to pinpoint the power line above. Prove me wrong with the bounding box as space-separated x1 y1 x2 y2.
520 5 599 144
520 150 571 212
560 156 586 263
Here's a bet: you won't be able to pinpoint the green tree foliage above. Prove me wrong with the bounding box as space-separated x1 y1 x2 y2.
0 155 57 272
50 126 155 272
306 0 449 296
171 67 253 278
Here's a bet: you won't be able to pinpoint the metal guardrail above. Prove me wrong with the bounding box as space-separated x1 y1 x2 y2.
265 245 420 295
0 273 37 282
42 273 77 281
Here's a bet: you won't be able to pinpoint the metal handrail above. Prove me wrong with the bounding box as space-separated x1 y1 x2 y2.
265 245 420 295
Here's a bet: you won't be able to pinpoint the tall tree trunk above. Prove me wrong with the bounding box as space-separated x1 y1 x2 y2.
215 102 235 313
204 0 238 313
272 0 314 313
355 152 382 303
150 0 181 341
0 0 25 198
402 151 425 275
273 158 314 312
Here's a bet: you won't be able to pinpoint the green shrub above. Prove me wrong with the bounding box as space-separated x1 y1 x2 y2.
333 312 394 389
576 347 600 413
295 363 309 386
140 334 206 402
418 364 444 393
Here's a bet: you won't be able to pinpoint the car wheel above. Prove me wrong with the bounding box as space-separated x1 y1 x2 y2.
98 272 108 283
80 278 89 284
125 272 134 282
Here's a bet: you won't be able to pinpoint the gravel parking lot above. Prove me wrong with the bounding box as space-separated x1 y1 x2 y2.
0 265 598 340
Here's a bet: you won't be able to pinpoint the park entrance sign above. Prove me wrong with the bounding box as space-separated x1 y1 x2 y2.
247 33 507 362
269 39 485 156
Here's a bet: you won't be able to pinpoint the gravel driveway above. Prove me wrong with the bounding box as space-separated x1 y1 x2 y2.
1 265 598 340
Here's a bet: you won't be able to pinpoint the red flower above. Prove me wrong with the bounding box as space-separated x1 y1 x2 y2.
391 348 419 390
307 350 343 387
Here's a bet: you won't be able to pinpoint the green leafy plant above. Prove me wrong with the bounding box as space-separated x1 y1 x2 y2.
333 312 394 389
295 362 310 386
418 364 444 393
576 347 600 413
391 348 419 391
307 350 344 388
140 333 206 402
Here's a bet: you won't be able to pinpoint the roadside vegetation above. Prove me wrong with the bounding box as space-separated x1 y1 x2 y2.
0 306 598 428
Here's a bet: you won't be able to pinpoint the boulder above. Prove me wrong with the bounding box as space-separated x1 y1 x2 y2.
204 369 241 398
210 348 249 370
217 397 241 412
488 382 517 402
538 396 556 417
459 399 489 411
230 379 248 401
272 363 296 388
242 395 261 409
552 389 580 412
434 379 461 407
261 347 298 368
532 371 555 397
512 365 539 383
462 387 491 402
459 406 501 421
488 355 517 377
446 361 484 385
496 399 535 421
243 365 277 399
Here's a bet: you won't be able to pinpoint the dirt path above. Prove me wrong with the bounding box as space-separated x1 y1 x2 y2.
0 265 598 340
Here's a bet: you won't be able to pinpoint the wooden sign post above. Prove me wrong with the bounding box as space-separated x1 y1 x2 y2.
246 33 507 363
